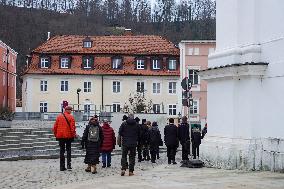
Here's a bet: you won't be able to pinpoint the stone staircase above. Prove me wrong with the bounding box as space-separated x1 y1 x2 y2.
0 128 84 160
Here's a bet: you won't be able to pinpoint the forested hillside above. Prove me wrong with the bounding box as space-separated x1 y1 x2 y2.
0 0 215 98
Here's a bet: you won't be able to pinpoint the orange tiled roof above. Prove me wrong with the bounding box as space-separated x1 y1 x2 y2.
25 35 180 76
33 35 179 55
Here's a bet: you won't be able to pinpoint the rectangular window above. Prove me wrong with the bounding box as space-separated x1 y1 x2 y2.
84 104 91 113
83 57 92 69
190 100 198 114
168 104 177 115
168 59 177 70
60 80 68 92
189 70 199 85
113 81 120 93
40 57 49 68
152 59 160 70
153 82 161 94
137 81 145 92
60 57 69 68
40 102 48 113
84 81 91 92
153 104 161 113
169 82 176 94
83 41 92 48
194 48 200 55
112 103 121 112
40 80 47 92
136 59 145 69
188 48 193 55
112 58 122 69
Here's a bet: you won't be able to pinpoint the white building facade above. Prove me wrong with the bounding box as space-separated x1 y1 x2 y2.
199 0 284 171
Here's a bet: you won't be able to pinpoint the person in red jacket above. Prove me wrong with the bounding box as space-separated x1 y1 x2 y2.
101 119 116 168
53 106 76 171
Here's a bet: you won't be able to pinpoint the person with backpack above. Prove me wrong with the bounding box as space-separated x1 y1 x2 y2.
53 106 76 171
148 122 162 163
178 116 190 162
81 115 104 174
164 118 179 165
101 119 116 168
119 113 140 176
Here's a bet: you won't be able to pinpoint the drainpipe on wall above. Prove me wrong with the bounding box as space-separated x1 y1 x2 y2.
6 48 9 110
101 75 104 110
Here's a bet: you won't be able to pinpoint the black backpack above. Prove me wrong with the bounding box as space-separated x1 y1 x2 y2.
88 125 100 142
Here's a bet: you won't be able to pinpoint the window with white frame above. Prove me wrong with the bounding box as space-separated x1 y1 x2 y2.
168 104 177 115
83 57 92 69
40 102 48 112
152 59 160 70
153 104 161 113
153 82 160 94
112 58 122 69
189 70 199 85
168 59 177 70
84 104 91 113
190 100 199 114
136 59 145 69
112 103 121 112
40 80 47 92
113 81 120 93
188 48 193 55
60 80 68 92
169 82 176 94
84 81 91 92
60 57 69 68
83 41 92 48
194 48 200 55
137 81 145 92
40 57 49 68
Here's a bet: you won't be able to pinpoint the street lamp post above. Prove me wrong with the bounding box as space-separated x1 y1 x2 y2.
77 88 81 111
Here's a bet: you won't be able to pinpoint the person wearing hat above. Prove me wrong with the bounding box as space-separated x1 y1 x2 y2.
53 106 76 171
81 115 104 174
101 119 116 168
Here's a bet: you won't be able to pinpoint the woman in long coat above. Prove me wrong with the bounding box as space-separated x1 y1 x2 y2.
81 116 104 174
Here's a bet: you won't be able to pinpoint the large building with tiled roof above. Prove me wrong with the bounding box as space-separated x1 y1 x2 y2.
22 34 181 116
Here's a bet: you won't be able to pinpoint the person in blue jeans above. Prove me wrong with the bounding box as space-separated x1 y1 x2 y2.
101 119 116 168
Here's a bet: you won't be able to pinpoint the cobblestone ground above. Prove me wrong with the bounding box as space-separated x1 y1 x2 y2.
0 154 284 189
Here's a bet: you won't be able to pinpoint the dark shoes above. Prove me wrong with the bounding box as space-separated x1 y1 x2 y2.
107 164 111 168
172 162 177 165
60 167 67 171
85 165 91 172
102 164 106 168
129 172 134 176
67 165 72 170
121 170 126 176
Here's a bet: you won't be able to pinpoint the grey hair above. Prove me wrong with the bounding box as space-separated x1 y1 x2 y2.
128 113 134 119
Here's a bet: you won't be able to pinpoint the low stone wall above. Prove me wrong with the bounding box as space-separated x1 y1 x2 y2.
11 120 54 128
200 136 284 172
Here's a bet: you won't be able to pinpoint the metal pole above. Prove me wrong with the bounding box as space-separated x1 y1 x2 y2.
77 92 80 111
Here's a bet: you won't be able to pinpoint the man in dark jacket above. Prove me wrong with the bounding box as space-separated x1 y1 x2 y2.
191 124 202 159
164 118 178 164
178 116 190 162
119 113 140 176
135 117 143 162
148 122 162 163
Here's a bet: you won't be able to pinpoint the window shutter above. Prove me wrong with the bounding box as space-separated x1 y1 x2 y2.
81 57 85 69
68 56 72 68
134 58 137 70
38 57 41 68
48 56 51 68
91 56 94 69
144 58 147 70
166 58 169 70
158 58 162 70
150 58 154 70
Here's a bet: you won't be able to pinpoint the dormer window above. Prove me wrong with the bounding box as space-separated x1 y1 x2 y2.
40 57 50 68
136 59 145 70
168 59 177 70
60 57 70 69
112 57 122 69
83 37 93 48
82 56 94 69
152 58 161 70
83 41 92 48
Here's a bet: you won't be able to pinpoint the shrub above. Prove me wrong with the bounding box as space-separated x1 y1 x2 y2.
0 107 14 121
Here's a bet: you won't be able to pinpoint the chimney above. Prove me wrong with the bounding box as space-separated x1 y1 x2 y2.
47 32 51 40
124 29 133 36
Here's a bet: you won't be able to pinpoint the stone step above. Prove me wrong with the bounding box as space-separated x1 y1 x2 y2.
0 140 20 144
6 131 27 136
3 136 19 140
0 145 80 152
22 134 39 138
0 143 20 149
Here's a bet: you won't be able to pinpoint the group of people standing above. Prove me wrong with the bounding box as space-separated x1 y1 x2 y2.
52 106 207 176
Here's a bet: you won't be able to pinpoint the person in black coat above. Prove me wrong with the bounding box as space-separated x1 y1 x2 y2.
119 113 140 176
191 124 202 159
81 116 104 174
178 116 190 161
148 122 162 163
135 117 143 162
164 118 179 164
140 119 150 161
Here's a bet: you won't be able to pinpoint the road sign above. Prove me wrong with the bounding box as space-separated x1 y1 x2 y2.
181 77 192 90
